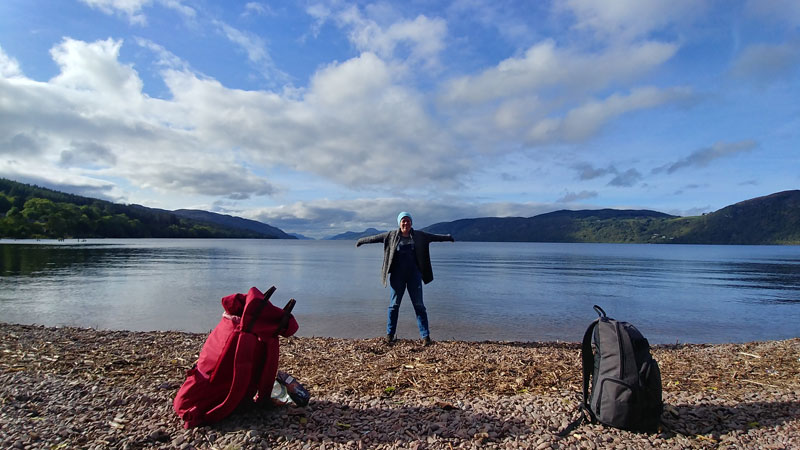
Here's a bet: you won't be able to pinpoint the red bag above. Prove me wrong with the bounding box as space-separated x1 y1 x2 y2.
173 286 299 428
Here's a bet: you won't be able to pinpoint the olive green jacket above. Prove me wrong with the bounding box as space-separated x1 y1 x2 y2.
356 228 454 287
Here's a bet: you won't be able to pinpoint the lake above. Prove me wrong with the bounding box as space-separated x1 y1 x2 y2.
1 239 798 344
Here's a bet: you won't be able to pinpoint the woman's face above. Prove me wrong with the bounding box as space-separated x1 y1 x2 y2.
399 216 412 235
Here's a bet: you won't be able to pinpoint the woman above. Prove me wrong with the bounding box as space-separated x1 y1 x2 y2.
356 211 455 346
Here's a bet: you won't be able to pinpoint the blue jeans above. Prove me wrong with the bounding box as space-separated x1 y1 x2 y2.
388 268 429 338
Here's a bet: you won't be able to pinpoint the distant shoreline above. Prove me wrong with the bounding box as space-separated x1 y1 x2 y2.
3 178 800 244
1 323 798 449
3 237 800 246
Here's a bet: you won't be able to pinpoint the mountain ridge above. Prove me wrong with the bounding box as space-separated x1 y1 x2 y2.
420 190 800 244
173 209 294 239
1 178 798 244
325 228 386 240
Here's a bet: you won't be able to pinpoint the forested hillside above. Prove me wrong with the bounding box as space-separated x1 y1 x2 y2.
422 191 800 244
673 190 800 244
3 177 798 244
0 179 288 239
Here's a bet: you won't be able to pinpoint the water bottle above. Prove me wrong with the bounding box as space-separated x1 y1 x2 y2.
277 371 310 407
270 380 291 406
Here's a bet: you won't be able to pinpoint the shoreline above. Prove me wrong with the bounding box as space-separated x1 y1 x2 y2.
1 323 798 449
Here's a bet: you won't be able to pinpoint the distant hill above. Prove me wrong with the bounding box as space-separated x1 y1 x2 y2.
422 191 800 244
0 178 293 239
173 209 294 239
3 176 798 244
326 228 385 240
422 209 676 242
288 233 315 240
672 190 800 244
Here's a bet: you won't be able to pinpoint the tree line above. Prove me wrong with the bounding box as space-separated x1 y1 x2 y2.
0 179 272 239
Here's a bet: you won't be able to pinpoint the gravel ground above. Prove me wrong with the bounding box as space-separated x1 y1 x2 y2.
1 323 798 449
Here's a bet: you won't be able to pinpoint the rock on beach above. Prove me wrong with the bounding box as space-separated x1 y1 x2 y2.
1 323 798 449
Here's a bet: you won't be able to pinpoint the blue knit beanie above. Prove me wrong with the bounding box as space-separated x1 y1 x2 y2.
397 211 412 227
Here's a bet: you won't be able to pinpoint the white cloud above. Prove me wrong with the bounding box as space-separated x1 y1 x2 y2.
324 4 447 70
305 3 333 37
553 86 695 143
308 52 393 105
247 197 557 238
437 38 687 150
0 159 126 202
1 36 468 198
2 28 689 209
243 2 272 18
447 0 537 43
213 20 290 85
1 38 278 201
144 164 276 199
522 86 694 144
80 0 152 25
560 0 705 41
155 52 468 191
161 0 196 20
382 15 447 70
134 38 191 71
79 0 195 25
49 38 143 101
0 45 23 78
440 39 678 106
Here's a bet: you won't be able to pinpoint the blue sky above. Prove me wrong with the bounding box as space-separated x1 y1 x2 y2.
1 0 798 238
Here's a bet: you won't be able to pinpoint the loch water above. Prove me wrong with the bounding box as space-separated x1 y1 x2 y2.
1 239 798 344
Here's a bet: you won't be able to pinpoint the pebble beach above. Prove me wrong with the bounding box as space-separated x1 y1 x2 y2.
1 323 798 449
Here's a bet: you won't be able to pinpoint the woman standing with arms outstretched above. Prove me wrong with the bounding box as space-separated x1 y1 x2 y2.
356 212 455 346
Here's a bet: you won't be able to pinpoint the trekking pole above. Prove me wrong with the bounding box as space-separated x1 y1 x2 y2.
275 298 296 337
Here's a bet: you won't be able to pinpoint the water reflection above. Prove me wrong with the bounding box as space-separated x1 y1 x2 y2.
0 243 234 277
1 240 799 343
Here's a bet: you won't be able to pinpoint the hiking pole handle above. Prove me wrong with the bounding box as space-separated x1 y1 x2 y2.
275 298 296 337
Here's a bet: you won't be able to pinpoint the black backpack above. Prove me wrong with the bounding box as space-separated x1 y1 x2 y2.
568 305 663 433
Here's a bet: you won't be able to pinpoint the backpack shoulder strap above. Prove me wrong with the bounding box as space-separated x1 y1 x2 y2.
557 305 605 437
558 318 598 437
582 305 607 408
204 332 259 423
582 306 608 417
581 318 598 410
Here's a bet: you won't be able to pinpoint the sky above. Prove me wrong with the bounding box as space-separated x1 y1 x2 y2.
0 1 798 238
